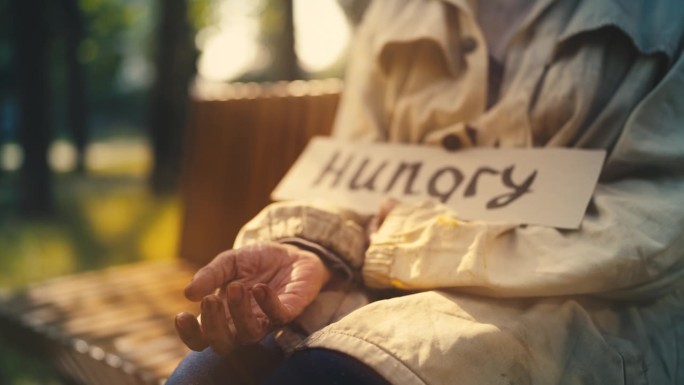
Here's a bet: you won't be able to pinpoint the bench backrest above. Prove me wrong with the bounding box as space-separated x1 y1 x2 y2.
179 80 341 266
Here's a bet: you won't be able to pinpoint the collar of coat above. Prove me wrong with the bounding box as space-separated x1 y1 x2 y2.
369 0 683 72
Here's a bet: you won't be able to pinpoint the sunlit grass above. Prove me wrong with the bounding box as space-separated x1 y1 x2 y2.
0 220 76 287
0 137 179 288
82 188 147 243
140 197 181 262
0 136 181 384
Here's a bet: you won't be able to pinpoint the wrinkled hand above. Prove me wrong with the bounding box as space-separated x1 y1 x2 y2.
175 242 330 355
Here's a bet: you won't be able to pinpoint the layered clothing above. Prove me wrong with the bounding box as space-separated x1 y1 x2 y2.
235 1 684 383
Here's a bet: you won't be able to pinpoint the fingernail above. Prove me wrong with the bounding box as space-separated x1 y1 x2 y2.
176 313 191 328
202 297 216 313
228 283 243 303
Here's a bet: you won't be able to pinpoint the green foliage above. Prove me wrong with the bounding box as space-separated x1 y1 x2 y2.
188 0 220 31
0 171 179 287
77 0 147 99
0 136 179 384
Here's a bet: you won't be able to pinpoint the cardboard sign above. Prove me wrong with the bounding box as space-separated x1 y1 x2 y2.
272 137 606 229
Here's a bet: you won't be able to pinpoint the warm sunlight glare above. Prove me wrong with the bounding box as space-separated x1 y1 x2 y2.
0 143 22 171
196 0 259 82
48 139 77 172
295 0 351 72
197 0 350 81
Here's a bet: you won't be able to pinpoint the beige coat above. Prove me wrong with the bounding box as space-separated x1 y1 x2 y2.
235 0 684 384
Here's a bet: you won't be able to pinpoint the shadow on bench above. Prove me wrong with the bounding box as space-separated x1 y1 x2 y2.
0 79 341 385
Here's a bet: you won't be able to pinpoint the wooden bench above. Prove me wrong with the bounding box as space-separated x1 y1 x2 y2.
0 79 341 385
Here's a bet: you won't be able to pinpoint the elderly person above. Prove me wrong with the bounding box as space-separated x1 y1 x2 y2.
169 0 684 384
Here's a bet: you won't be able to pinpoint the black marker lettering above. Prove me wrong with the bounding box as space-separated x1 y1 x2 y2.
312 151 354 188
427 166 464 203
464 166 499 197
487 166 537 209
384 162 423 195
349 158 388 191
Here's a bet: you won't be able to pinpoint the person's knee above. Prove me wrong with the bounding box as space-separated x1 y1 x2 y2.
167 340 284 385
261 348 391 385
166 348 229 385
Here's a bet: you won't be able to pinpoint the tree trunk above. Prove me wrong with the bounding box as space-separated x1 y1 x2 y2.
259 0 299 81
60 0 89 174
13 0 53 215
148 0 194 195
336 0 371 27
276 0 298 80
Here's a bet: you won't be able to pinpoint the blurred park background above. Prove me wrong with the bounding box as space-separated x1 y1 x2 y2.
0 0 368 383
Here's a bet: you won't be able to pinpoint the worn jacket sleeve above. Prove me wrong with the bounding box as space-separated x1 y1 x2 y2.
233 2 391 266
364 53 684 299
233 200 369 271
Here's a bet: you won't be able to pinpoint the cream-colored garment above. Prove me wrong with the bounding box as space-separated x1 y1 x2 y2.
235 0 684 383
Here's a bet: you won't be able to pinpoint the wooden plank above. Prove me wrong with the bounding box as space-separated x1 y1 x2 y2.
0 259 196 384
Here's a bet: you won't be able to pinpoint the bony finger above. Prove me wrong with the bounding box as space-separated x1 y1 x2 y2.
227 283 264 344
200 295 235 356
252 284 291 326
174 312 209 352
185 251 237 302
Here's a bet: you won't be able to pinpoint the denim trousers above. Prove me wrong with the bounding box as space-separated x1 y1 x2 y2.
166 334 391 385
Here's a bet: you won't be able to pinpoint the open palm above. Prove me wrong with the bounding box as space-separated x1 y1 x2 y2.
175 242 330 355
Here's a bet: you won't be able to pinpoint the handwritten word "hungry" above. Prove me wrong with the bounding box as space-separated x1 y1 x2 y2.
311 151 538 209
